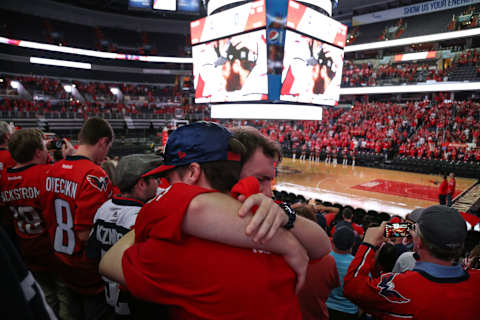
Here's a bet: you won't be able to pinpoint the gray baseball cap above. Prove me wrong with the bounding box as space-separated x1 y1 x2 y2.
115 154 164 192
406 208 424 223
417 205 467 250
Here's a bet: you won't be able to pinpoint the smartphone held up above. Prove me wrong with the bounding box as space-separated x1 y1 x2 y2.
384 222 415 238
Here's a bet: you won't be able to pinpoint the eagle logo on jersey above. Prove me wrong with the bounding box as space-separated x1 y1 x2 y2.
86 175 110 192
377 273 410 304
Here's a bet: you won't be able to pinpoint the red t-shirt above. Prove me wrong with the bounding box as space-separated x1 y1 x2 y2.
0 163 56 272
447 178 456 195
439 179 448 195
124 183 302 319
43 155 112 294
298 254 340 320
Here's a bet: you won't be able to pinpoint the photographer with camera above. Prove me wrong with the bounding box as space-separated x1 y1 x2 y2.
343 205 479 319
47 137 75 162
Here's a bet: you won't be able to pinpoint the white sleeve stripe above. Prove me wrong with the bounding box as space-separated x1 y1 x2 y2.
354 247 371 278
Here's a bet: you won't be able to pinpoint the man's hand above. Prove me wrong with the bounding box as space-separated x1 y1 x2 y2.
237 193 288 244
99 230 135 286
290 202 305 210
363 221 387 247
61 139 75 158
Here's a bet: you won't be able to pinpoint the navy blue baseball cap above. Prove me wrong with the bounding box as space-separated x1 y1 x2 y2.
144 121 241 176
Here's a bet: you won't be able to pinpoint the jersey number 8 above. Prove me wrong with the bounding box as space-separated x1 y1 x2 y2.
53 199 75 255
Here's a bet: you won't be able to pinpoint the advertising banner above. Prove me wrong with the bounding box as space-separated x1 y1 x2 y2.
353 0 480 26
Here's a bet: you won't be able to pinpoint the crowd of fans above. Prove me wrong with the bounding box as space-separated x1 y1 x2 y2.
344 5 477 47
448 5 479 30
0 98 209 121
2 86 480 164
227 98 480 164
379 19 407 41
2 75 182 104
342 61 447 87
0 119 478 320
0 74 212 119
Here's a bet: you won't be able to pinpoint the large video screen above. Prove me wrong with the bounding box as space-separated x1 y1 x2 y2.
192 29 268 103
178 0 200 12
280 30 343 106
286 0 347 48
129 0 152 9
153 0 176 11
191 0 265 45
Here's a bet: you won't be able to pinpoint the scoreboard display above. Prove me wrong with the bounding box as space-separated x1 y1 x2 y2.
129 0 201 14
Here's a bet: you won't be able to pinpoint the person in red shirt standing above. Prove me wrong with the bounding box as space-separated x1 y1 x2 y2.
447 172 456 207
0 121 17 242
434 175 449 206
0 121 16 173
42 117 114 320
0 128 61 314
438 175 449 206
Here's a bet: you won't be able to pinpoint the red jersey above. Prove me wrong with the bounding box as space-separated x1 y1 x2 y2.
43 155 112 294
344 244 480 320
0 164 55 271
125 183 302 319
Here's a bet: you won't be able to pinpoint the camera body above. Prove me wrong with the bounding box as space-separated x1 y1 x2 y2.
47 139 65 151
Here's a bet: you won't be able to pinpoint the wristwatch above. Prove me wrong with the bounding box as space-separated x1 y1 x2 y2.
279 202 296 230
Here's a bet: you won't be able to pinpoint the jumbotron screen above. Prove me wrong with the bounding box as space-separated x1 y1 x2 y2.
280 30 344 106
153 0 176 11
128 0 152 9
192 29 268 103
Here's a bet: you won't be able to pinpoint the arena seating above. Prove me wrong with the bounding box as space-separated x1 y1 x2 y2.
0 9 187 56
352 6 467 44
2 72 479 178
342 58 457 88
220 99 480 177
